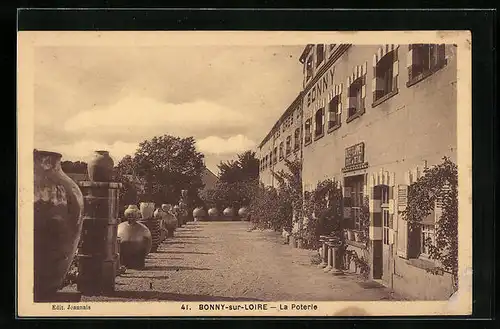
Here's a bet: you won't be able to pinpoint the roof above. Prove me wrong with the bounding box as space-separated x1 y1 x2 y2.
258 92 303 149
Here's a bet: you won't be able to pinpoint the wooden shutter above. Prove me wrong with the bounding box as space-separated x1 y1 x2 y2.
392 47 399 91
396 184 409 258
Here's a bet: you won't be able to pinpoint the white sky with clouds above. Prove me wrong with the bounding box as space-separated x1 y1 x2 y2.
34 45 304 174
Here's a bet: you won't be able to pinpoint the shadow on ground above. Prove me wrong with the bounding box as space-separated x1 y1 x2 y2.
144 265 211 271
107 290 263 301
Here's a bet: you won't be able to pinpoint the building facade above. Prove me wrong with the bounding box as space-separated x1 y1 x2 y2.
257 43 457 300
258 93 303 187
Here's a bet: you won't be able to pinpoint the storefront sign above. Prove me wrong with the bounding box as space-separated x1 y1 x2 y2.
342 142 368 172
397 185 408 212
306 66 336 107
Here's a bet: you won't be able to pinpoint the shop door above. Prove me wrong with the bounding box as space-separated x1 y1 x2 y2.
380 185 392 284
345 175 364 229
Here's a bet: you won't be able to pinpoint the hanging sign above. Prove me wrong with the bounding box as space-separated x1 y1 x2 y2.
397 184 408 212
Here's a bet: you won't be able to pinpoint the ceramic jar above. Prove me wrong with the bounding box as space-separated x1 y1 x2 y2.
208 207 218 218
238 207 249 220
193 207 206 221
139 202 155 219
34 150 85 301
223 207 234 219
87 150 114 182
117 218 152 269
124 205 141 220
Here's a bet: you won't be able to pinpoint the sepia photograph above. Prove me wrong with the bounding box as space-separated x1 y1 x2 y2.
17 30 472 317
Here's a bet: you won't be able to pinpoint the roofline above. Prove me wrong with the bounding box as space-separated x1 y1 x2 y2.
258 92 303 149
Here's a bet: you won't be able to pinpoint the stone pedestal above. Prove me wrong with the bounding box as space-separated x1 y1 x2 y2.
318 235 327 268
323 241 334 272
329 244 344 276
76 181 122 296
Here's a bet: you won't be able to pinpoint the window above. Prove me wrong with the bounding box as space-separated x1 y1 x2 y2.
304 118 312 145
381 186 391 245
314 108 325 138
273 148 277 165
306 55 313 81
316 44 325 67
286 136 292 155
348 77 365 119
345 175 364 230
294 128 301 151
408 44 446 85
328 95 341 130
374 51 396 102
279 142 284 161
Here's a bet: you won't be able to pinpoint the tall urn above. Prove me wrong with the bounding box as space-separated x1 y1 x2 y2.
117 206 152 269
34 150 85 302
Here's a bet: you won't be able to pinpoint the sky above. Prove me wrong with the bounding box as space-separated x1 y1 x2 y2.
34 45 305 175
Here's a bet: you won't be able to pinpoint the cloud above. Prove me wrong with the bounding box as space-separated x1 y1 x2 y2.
197 134 256 155
62 95 254 140
36 140 140 164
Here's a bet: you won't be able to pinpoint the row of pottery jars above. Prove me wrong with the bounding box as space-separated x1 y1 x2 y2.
33 150 85 301
118 205 152 269
161 204 178 237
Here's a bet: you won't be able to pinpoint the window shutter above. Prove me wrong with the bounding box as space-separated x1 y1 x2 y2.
407 44 414 81
396 184 409 258
392 48 399 91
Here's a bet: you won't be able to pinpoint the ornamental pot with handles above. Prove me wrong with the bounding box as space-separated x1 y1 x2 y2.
33 150 85 301
139 202 155 219
117 218 152 269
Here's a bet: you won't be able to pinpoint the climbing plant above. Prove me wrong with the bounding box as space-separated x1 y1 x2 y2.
402 157 459 291
302 178 343 249
272 159 303 233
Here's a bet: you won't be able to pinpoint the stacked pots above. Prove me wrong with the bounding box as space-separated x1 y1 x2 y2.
138 202 161 253
33 150 85 301
161 204 178 238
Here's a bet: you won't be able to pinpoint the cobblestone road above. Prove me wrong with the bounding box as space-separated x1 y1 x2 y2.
73 221 403 302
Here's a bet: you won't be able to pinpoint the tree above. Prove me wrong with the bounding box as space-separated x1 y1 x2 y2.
218 150 259 184
117 135 205 207
61 160 88 174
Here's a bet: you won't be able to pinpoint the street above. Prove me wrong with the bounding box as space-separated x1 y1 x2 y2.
72 221 403 302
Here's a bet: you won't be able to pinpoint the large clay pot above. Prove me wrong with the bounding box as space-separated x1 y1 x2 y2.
139 202 155 219
223 207 235 220
117 219 152 269
238 207 249 220
124 205 141 220
87 150 114 182
161 204 172 213
138 218 162 252
193 207 206 221
208 207 218 218
33 150 85 301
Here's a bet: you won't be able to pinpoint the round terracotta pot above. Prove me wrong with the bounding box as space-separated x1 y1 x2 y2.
223 207 234 219
124 205 141 220
34 150 85 301
139 202 155 219
138 218 162 252
208 207 218 217
161 204 172 213
117 219 152 269
238 207 249 220
87 150 114 182
193 207 206 221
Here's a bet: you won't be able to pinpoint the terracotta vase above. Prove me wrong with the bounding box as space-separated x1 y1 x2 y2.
87 150 114 182
238 207 249 220
138 218 162 253
208 207 218 218
124 205 141 220
193 207 206 221
33 150 85 301
223 207 234 219
117 219 152 269
139 202 155 219
161 204 172 213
